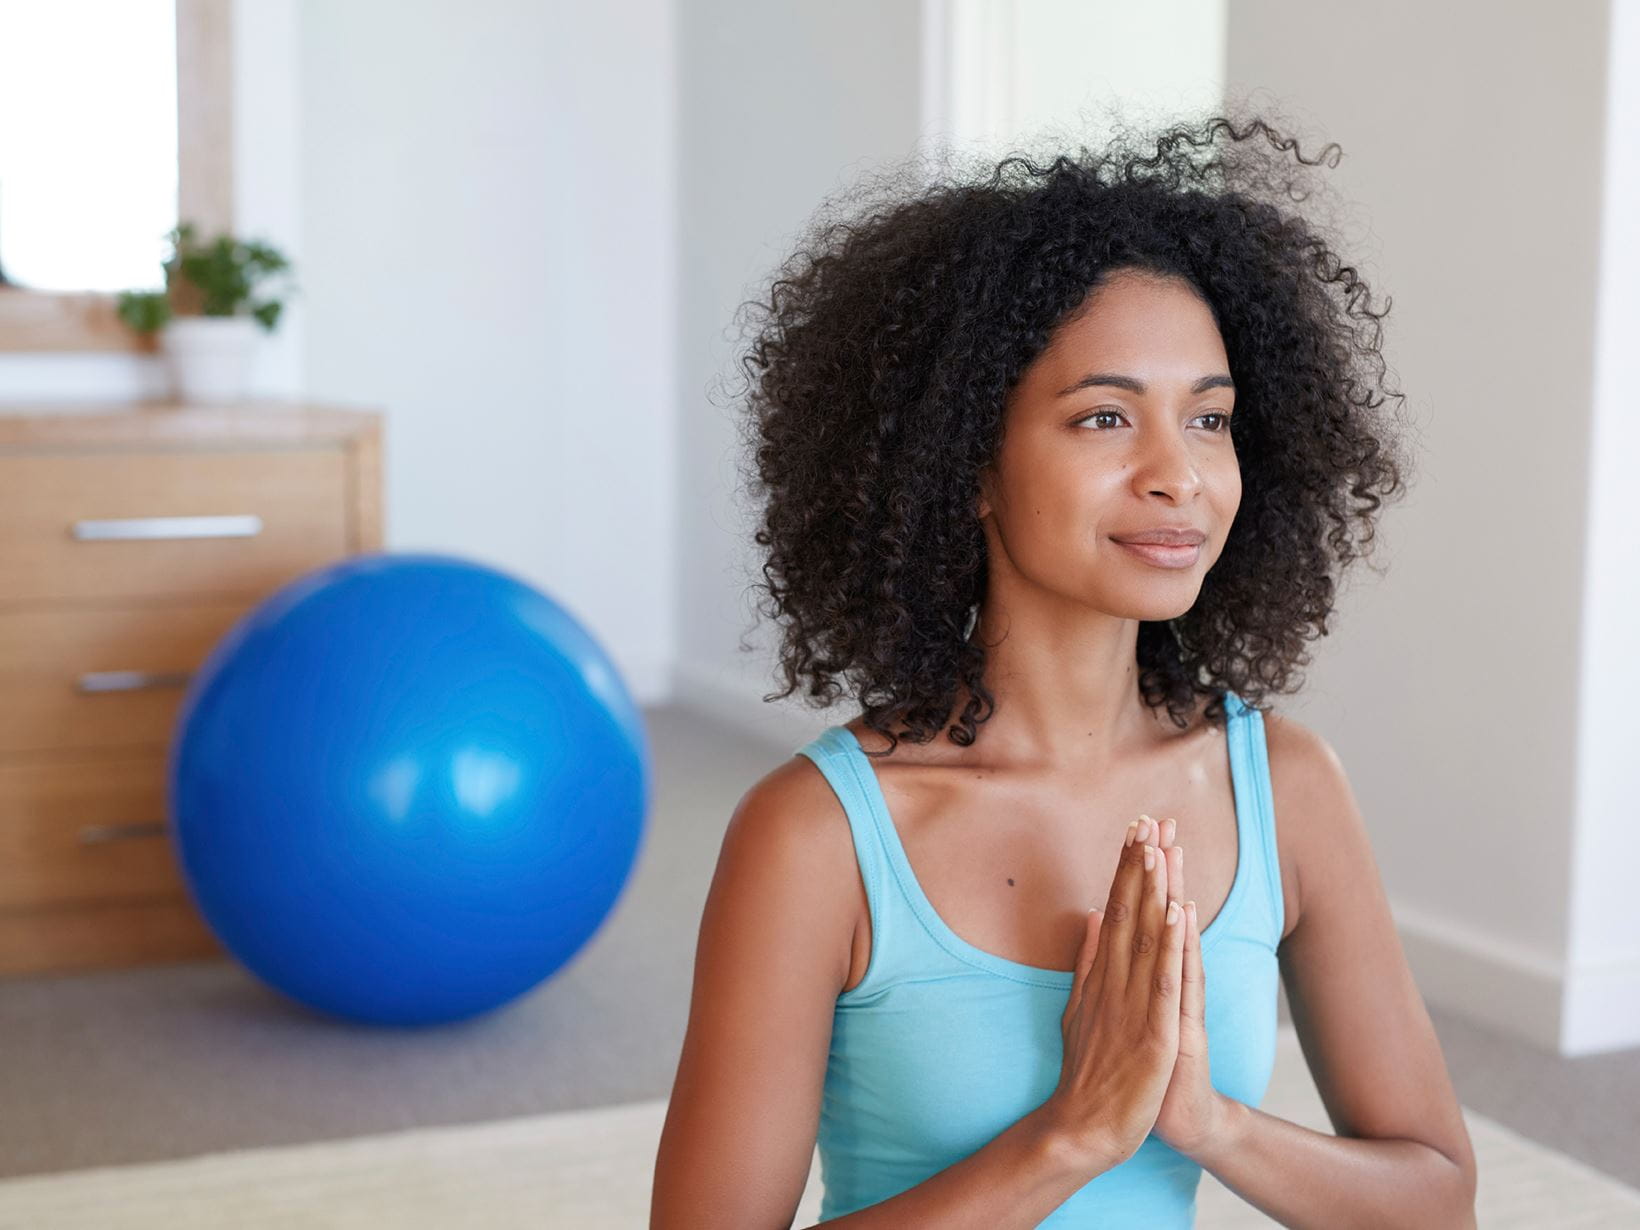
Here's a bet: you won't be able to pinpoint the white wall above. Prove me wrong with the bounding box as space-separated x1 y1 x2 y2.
1569 0 1640 1055
229 0 303 399
669 0 925 739
1229 0 1632 1054
929 0 1225 155
297 0 677 703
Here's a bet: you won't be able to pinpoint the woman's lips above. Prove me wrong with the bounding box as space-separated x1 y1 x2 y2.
1111 539 1202 569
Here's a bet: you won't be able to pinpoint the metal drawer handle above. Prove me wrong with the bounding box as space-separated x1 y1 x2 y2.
77 670 193 693
71 514 264 541
79 822 167 846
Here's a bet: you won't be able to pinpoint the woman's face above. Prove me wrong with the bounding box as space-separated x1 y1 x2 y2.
977 268 1241 625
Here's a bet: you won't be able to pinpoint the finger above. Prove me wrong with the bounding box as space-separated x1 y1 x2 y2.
1180 898 1204 1035
1125 838 1168 1011
1093 821 1149 1002
1063 905 1102 1033
1151 892 1187 1037
1166 842 1184 912
1086 815 1145 1007
1143 814 1176 848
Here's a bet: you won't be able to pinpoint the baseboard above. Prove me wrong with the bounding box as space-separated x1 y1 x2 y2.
1560 952 1640 1055
1399 902 1640 1055
666 658 837 752
620 655 679 709
1393 898 1576 1054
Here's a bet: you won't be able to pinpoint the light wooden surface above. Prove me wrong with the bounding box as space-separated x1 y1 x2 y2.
0 450 350 606
0 602 255 756
0 898 221 978
0 401 384 976
0 757 187 911
0 401 384 448
176 0 235 247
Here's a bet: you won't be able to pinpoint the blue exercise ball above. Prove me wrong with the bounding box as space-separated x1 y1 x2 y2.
169 551 650 1027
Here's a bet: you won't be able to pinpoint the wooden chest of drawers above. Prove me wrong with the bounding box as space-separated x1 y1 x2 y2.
0 401 383 977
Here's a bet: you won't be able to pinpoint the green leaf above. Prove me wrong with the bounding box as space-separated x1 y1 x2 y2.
115 289 172 334
161 220 295 330
251 300 283 331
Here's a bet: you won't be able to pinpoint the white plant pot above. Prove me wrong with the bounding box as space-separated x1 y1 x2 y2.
161 316 261 404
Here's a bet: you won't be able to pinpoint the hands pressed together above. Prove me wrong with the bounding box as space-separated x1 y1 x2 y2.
1046 813 1233 1170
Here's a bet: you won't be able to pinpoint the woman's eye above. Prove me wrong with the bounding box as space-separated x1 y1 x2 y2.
1075 410 1233 431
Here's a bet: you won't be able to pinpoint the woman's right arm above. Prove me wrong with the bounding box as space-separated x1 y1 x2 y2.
650 758 1117 1230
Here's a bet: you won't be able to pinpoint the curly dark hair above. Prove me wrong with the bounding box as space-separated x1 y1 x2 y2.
728 110 1417 756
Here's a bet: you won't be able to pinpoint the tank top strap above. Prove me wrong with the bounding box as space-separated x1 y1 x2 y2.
1222 690 1286 952
794 727 975 1002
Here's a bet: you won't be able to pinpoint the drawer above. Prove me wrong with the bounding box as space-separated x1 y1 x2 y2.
0 601 255 755
0 755 186 910
0 896 222 977
0 446 352 605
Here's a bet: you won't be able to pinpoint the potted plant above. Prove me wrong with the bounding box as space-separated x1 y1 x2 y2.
116 222 296 404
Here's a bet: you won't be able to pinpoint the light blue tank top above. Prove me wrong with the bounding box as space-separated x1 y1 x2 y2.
794 689 1284 1225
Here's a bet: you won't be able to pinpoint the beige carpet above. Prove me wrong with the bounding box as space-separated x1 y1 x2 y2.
1 1025 1636 1229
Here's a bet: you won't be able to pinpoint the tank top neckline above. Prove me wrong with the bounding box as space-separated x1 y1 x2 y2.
828 690 1259 988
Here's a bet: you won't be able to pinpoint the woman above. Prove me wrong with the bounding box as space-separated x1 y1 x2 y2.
652 113 1477 1227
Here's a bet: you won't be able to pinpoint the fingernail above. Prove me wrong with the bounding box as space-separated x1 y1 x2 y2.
1125 820 1138 846
1088 905 1101 915
1167 900 1181 925
1136 816 1151 843
1144 844 1155 870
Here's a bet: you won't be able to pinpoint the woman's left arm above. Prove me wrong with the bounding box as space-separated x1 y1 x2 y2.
1188 714 1478 1229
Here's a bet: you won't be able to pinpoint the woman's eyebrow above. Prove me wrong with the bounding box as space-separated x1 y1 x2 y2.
1056 372 1236 397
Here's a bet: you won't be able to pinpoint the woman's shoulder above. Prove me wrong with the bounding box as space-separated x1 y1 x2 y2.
713 752 867 980
744 745 859 839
